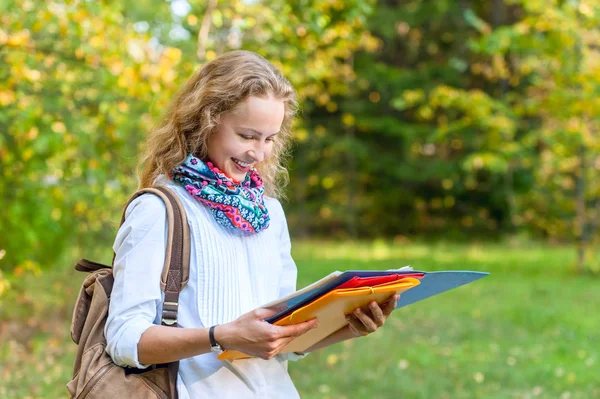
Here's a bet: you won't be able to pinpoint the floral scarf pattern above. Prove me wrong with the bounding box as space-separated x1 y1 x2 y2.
170 154 270 234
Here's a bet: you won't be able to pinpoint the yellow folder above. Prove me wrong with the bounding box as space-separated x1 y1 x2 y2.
218 277 420 361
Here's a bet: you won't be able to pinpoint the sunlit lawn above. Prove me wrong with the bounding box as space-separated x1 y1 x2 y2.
1 240 598 398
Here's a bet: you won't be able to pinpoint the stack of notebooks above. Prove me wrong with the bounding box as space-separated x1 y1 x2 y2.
218 267 489 360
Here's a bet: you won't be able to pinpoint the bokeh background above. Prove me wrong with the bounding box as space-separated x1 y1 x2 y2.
1 0 599 398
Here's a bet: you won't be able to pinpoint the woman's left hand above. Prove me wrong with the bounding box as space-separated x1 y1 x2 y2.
345 294 400 337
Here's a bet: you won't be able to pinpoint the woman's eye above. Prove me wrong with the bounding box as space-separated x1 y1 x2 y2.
239 135 253 140
266 137 276 142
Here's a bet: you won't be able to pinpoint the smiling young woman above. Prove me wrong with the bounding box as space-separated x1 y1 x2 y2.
104 50 398 398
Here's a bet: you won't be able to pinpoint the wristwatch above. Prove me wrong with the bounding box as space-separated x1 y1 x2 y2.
209 325 225 353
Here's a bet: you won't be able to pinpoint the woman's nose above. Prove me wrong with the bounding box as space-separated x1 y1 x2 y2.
249 141 266 162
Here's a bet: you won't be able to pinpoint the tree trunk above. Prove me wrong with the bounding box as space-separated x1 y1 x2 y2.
345 55 358 238
575 144 587 274
293 141 309 238
490 0 518 234
490 0 506 27
197 0 218 60
346 126 358 238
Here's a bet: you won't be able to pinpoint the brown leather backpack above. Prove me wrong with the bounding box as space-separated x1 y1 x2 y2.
67 187 190 399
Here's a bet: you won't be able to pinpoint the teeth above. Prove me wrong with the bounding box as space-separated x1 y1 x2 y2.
233 158 250 168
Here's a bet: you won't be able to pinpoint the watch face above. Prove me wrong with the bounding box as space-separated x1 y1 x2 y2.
211 344 224 354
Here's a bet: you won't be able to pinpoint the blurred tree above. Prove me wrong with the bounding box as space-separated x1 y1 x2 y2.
473 0 600 272
2 0 600 279
0 0 377 276
0 0 187 273
299 0 529 237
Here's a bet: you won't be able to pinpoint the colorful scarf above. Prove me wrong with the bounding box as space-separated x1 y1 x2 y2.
170 154 270 234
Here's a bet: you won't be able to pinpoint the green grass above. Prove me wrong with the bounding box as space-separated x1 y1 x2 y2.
1 240 599 398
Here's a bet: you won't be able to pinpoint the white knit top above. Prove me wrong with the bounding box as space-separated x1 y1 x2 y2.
105 177 303 399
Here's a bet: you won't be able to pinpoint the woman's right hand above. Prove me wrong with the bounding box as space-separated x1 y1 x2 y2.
214 308 318 360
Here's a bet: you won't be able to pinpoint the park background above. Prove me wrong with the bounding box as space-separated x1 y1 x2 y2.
1 0 599 398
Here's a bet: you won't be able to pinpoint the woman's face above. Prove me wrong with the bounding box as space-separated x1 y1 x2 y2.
206 95 285 182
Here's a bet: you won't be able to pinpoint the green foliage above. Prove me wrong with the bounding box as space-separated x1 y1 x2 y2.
2 0 600 276
0 0 189 273
0 0 376 273
466 0 600 242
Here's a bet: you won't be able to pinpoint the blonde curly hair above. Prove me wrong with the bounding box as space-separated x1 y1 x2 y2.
138 50 298 198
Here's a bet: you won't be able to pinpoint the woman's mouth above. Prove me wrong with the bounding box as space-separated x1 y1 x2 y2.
232 158 252 172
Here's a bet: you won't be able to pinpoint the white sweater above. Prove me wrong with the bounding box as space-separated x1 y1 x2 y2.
105 177 303 399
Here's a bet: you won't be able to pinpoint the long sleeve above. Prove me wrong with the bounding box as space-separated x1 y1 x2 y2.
104 194 168 369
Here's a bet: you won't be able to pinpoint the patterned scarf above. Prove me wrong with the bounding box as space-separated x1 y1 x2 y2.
170 154 270 234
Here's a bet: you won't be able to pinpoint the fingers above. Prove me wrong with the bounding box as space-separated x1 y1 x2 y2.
352 308 378 333
231 310 319 360
259 320 318 360
277 318 318 338
383 294 400 315
345 295 401 338
368 301 385 326
346 314 368 337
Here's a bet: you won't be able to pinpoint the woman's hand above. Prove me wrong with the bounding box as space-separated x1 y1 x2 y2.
216 308 318 360
345 294 400 338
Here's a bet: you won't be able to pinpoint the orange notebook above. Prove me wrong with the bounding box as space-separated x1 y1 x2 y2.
218 277 420 360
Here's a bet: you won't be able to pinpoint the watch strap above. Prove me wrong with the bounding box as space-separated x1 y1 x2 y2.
209 325 221 349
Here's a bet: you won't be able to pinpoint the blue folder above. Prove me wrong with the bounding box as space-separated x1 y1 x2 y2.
395 270 489 309
265 270 489 324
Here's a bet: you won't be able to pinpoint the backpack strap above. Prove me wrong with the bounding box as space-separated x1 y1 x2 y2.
116 186 189 399
115 186 191 326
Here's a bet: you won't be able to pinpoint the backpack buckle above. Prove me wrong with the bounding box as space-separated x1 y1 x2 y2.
162 301 178 326
161 317 177 325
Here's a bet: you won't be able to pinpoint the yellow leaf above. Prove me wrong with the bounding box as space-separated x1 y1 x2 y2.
320 206 332 218
442 179 453 190
75 202 87 214
26 127 39 140
162 69 177 83
0 269 10 296
7 30 30 46
0 90 16 106
22 148 34 161
296 25 307 37
326 354 338 366
109 61 124 76
163 47 182 62
187 15 198 26
322 177 335 189
294 129 308 142
315 125 326 137
51 208 62 221
369 91 380 103
51 122 66 133
342 113 355 126
90 35 104 48
23 68 42 81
